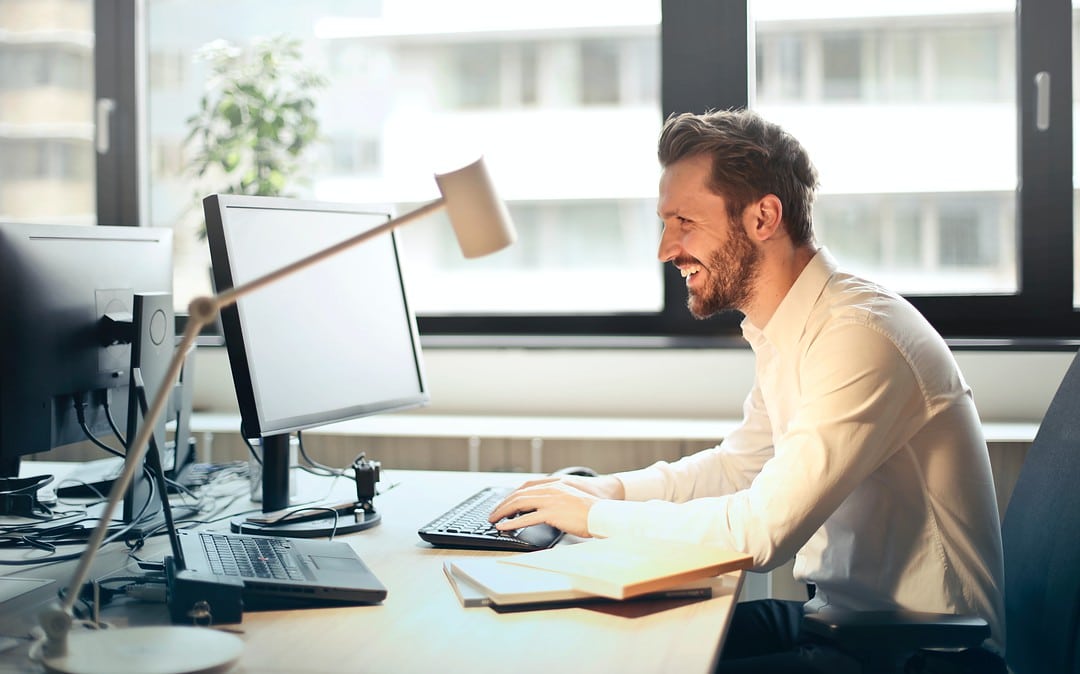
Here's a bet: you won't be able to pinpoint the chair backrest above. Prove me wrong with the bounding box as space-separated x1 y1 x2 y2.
1001 349 1080 674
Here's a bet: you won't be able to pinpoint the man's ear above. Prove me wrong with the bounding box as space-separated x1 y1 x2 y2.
749 194 784 242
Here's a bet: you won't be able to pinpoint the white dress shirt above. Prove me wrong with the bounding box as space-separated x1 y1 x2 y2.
587 248 1005 652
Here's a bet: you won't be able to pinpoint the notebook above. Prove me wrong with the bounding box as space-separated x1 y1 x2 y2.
133 386 386 621
501 536 752 600
445 558 715 611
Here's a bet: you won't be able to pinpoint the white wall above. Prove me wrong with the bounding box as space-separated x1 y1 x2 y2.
192 346 1074 424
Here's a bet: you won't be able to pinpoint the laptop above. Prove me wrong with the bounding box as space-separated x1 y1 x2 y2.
168 527 386 617
132 378 386 623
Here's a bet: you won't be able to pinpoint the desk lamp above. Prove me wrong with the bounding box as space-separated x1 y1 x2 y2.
35 157 516 674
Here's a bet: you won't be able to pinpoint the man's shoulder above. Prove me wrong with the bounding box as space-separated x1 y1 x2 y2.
817 270 922 328
811 271 951 360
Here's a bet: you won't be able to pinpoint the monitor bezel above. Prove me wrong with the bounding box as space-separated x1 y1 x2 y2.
203 193 431 440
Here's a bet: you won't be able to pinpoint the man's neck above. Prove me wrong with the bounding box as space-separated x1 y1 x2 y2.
743 244 819 328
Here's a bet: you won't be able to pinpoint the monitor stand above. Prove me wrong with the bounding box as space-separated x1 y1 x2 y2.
228 433 380 538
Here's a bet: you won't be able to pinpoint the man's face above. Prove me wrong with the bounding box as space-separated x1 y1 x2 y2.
656 154 761 319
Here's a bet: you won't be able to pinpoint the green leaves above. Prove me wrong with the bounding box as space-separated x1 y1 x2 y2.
184 34 326 235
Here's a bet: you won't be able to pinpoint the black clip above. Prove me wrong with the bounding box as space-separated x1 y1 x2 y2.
353 454 380 512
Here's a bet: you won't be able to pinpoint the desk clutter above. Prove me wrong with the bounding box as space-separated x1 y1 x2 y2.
2 467 748 674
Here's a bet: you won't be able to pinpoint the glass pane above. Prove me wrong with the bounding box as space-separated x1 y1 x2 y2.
0 0 95 224
145 0 664 316
1073 2 1080 307
753 0 1017 295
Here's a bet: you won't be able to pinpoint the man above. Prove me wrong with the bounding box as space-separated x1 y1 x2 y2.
489 109 1005 673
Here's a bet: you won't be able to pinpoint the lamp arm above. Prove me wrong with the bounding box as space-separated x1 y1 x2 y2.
214 197 446 310
50 195 447 633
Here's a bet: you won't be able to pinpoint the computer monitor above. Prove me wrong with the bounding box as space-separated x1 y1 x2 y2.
0 222 174 523
204 194 430 536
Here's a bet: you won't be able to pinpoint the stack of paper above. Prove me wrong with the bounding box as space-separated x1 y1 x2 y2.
444 537 752 610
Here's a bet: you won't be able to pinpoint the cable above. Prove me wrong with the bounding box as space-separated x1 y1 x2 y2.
240 430 262 466
0 507 157 566
296 431 338 475
103 390 127 447
72 394 125 459
295 431 361 481
243 506 341 541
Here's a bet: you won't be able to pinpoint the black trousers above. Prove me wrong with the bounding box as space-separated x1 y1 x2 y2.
715 600 1007 674
716 599 858 674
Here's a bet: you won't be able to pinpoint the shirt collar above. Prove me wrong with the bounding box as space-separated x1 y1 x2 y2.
742 247 838 351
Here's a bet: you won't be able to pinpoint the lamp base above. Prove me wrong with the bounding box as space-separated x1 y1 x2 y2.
40 626 243 674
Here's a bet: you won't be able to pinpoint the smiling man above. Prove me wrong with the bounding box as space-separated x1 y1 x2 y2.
490 109 1006 674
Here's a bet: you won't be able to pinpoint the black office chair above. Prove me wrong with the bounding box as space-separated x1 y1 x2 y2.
801 349 1080 674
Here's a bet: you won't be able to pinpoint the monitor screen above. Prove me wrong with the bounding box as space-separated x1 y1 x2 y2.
205 194 429 443
0 223 174 481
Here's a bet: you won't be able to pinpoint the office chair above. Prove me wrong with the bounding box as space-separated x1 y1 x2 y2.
801 349 1080 674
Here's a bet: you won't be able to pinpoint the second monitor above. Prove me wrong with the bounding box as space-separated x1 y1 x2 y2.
204 194 430 536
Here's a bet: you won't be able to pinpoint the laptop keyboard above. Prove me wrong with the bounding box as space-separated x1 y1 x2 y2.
200 531 306 581
417 486 564 552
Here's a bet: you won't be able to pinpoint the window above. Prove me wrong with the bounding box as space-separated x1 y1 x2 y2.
754 2 1017 299
581 39 621 105
450 44 502 109
821 33 864 100
0 0 95 224
63 0 1080 342
143 0 665 324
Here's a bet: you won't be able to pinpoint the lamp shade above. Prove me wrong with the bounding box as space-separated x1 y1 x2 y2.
435 157 517 258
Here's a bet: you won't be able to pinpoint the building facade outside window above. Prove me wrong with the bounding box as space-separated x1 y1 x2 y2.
5 1 1080 340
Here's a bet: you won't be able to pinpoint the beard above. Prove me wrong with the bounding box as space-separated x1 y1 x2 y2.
686 222 761 319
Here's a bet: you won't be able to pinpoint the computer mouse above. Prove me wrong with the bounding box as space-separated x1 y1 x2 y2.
550 465 599 478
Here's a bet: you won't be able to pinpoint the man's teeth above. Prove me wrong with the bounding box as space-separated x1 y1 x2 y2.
680 267 700 278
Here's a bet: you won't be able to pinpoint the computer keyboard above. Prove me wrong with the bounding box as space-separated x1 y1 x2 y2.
200 531 305 581
418 486 564 552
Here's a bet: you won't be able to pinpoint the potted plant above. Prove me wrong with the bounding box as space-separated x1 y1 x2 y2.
184 34 326 236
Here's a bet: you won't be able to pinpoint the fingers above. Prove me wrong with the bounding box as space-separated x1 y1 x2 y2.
493 509 545 531
516 476 561 489
487 477 558 522
488 489 537 525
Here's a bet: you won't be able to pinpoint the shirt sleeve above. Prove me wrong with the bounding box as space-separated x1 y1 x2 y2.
588 322 927 571
616 380 775 502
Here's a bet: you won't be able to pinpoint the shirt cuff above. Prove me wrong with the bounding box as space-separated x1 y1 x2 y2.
587 499 648 538
614 464 668 501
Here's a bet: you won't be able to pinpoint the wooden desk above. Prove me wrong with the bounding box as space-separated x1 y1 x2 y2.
1 465 742 674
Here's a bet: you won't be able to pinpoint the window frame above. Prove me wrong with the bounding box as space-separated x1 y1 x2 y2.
94 0 142 228
98 0 1079 348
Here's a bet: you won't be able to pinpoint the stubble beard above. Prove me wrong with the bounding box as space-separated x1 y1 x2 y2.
687 223 761 320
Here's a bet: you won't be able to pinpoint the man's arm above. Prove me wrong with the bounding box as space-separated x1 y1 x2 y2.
589 324 926 568
494 323 926 571
489 380 775 538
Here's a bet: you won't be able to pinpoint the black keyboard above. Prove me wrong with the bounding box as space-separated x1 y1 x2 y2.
418 486 564 552
200 531 305 581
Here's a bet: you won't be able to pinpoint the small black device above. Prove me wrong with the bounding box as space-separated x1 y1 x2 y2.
354 453 379 500
0 474 54 517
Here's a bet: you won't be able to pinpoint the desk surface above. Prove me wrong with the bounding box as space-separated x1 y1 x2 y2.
2 465 742 674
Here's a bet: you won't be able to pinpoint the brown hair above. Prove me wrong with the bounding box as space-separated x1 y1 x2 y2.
657 109 819 246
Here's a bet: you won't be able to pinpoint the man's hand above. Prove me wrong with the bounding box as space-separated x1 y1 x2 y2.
488 475 624 538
